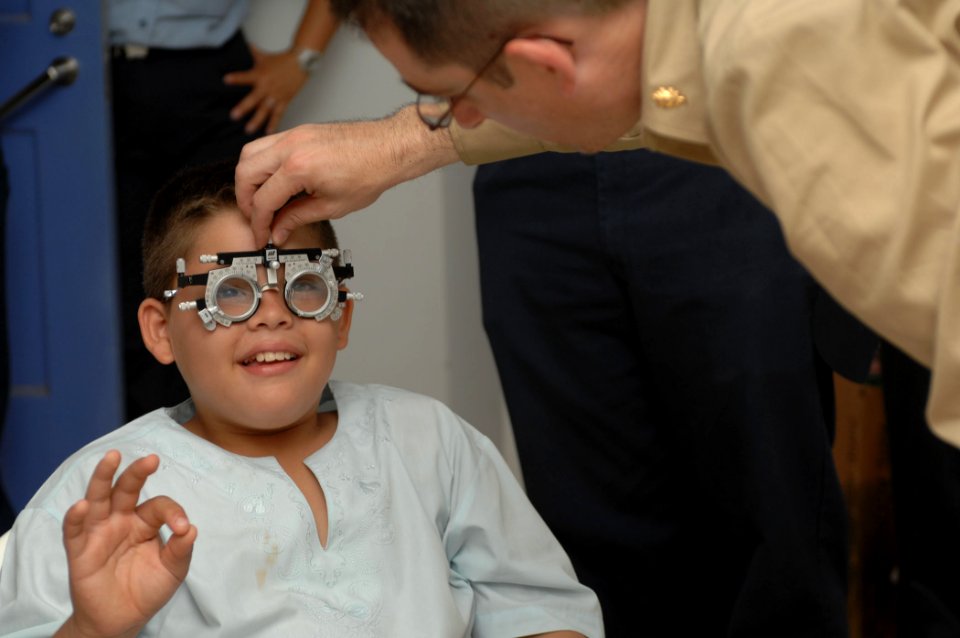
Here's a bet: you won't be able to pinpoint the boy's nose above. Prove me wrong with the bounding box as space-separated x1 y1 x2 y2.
250 288 293 329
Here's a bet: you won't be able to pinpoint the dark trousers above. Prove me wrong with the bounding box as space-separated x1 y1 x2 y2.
111 31 257 419
474 150 848 637
0 142 12 531
882 344 960 637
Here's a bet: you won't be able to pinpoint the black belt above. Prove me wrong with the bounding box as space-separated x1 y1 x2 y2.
109 31 244 61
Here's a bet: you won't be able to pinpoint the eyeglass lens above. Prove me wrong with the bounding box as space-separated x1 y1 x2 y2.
285 272 331 314
416 94 453 128
213 272 332 320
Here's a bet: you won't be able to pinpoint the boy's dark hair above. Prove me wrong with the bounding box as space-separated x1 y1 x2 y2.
142 160 339 300
329 0 631 71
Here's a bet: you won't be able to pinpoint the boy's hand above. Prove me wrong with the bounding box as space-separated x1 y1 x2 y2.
57 451 196 638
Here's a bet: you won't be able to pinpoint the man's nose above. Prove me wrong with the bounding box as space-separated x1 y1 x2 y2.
452 101 486 129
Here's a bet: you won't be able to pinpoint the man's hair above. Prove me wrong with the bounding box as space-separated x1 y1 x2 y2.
330 0 632 71
141 160 339 300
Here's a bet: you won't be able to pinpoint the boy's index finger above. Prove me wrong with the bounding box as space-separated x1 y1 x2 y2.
110 454 161 513
82 450 123 521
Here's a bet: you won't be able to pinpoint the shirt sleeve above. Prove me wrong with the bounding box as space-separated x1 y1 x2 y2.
0 508 73 637
441 426 605 638
697 0 960 445
450 117 648 166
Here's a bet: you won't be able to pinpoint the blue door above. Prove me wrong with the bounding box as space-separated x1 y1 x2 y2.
0 0 122 511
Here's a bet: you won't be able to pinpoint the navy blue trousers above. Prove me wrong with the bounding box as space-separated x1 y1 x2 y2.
0 142 11 532
882 344 960 637
474 150 848 637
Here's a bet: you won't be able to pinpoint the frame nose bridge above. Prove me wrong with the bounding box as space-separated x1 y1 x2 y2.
250 283 293 326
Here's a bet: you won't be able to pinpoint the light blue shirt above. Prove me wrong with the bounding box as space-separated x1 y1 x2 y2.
0 381 604 637
108 0 251 48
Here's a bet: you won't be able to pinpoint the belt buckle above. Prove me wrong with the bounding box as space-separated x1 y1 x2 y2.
122 43 149 59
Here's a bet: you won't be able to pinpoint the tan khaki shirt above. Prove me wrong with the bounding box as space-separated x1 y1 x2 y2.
451 0 960 446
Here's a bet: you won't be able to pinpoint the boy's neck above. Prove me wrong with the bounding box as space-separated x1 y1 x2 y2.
183 407 338 463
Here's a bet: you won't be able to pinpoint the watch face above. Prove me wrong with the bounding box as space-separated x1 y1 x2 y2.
298 49 322 72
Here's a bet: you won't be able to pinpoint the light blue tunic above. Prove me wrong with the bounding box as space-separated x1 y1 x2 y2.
0 381 603 637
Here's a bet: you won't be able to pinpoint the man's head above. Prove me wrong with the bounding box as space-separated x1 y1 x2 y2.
332 0 648 152
331 0 632 69
138 161 353 430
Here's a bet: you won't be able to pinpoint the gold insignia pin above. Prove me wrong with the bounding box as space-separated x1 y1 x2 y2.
652 86 687 109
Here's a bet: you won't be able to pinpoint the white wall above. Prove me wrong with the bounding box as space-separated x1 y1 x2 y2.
244 2 522 476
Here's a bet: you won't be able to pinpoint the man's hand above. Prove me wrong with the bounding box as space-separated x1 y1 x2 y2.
224 45 309 134
56 451 196 638
235 105 460 246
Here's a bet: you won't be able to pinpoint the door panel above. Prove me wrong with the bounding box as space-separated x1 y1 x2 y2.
0 0 122 510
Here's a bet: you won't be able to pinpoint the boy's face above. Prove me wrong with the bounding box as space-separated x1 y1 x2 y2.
139 208 351 432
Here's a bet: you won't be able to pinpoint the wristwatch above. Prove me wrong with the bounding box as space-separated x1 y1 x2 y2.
296 48 323 73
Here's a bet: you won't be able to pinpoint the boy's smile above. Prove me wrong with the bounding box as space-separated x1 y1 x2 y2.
139 208 352 452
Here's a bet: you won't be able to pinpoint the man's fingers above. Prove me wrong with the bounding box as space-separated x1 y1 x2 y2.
238 130 281 160
235 133 285 222
244 102 271 134
266 104 286 135
82 450 122 522
230 91 260 122
110 454 160 512
247 170 309 245
223 69 255 86
270 197 341 245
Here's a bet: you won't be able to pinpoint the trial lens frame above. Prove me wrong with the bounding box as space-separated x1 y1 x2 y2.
164 244 362 331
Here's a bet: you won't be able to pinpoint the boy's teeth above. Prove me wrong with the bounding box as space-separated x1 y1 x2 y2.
251 351 294 363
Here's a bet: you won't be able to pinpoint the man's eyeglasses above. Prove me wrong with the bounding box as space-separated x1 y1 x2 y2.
414 36 573 131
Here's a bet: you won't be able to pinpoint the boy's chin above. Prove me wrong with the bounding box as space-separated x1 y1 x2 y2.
210 392 327 432
240 401 324 430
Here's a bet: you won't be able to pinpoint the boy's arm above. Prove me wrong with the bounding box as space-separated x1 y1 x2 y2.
442 427 604 637
53 452 196 638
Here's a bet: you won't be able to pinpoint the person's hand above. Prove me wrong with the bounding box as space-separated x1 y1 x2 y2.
236 105 461 246
56 451 196 638
224 45 309 134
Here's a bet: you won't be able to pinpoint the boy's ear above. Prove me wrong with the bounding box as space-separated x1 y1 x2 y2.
336 290 354 351
138 298 176 365
502 36 577 94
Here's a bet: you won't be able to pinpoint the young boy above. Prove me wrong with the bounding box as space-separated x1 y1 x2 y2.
0 162 603 638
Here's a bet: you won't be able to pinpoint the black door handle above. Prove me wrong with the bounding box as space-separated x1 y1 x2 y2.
0 56 79 122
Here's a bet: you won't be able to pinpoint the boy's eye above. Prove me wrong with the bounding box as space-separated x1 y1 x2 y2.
286 273 330 314
215 278 257 317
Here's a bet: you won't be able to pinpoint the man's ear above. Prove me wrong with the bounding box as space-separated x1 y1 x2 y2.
502 36 577 94
139 298 176 365
336 290 355 351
